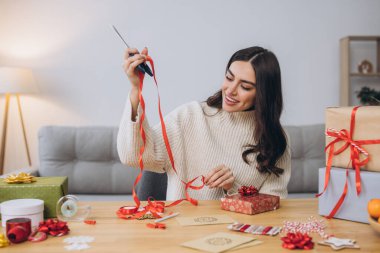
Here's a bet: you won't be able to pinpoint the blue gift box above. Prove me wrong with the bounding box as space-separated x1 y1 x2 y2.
318 167 380 223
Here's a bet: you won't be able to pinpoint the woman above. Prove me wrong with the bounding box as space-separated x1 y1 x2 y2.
117 46 291 200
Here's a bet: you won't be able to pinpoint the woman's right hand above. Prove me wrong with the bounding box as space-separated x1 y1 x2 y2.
123 47 148 89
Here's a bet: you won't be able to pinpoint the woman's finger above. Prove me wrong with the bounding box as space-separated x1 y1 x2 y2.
209 171 233 188
206 167 231 186
218 177 234 189
127 58 146 75
124 48 139 59
141 47 148 56
204 165 223 184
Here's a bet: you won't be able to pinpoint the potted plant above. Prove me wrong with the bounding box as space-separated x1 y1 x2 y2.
356 87 380 105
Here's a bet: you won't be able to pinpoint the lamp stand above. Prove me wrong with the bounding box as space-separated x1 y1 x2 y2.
0 94 10 175
0 94 32 175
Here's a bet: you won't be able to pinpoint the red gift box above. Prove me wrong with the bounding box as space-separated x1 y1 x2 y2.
221 193 280 215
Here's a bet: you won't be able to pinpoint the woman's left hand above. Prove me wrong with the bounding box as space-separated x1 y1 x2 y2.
204 165 234 191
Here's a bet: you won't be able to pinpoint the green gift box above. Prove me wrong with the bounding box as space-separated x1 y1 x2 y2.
0 177 68 218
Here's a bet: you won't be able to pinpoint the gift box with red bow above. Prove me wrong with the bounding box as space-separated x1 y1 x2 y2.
220 186 280 215
325 106 380 172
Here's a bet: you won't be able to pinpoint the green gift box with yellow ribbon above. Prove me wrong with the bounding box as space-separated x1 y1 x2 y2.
0 177 68 218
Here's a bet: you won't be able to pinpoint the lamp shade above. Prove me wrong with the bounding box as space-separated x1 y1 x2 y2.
0 67 38 94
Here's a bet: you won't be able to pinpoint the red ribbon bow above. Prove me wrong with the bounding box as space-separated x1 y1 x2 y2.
281 232 314 250
38 219 69 237
117 55 205 220
316 106 380 218
238 185 258 196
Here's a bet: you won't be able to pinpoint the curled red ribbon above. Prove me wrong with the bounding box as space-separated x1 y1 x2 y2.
316 106 380 218
117 55 205 219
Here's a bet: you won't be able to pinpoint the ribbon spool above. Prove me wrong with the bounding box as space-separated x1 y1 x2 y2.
6 218 31 243
56 195 91 222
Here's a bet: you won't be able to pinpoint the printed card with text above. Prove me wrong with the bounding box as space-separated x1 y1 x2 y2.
181 232 255 253
176 214 234 226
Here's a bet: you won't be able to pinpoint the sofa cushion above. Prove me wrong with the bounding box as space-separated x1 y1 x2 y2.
284 124 325 193
38 126 140 194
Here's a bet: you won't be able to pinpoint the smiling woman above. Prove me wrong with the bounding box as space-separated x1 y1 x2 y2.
117 46 290 201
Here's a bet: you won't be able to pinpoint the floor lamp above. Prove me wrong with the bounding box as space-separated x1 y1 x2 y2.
0 67 38 175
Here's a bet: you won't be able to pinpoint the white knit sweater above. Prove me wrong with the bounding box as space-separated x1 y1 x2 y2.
117 92 291 200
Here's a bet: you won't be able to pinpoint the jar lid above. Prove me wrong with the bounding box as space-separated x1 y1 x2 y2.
0 199 44 215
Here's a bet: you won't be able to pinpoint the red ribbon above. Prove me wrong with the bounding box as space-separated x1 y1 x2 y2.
117 55 205 220
84 220 96 225
146 222 166 229
316 106 380 218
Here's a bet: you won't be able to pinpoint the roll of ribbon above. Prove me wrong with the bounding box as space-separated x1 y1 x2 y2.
61 199 78 218
6 218 31 243
56 195 91 221
118 206 138 215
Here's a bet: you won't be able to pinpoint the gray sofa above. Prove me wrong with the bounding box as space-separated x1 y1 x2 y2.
5 124 325 201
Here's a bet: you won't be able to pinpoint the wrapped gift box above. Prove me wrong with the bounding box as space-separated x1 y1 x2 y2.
221 193 280 215
326 106 380 172
318 167 380 223
0 177 68 218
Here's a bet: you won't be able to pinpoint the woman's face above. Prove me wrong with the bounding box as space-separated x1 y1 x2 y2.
222 61 256 112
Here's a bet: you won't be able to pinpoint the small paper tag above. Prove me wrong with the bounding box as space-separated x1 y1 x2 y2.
176 215 234 226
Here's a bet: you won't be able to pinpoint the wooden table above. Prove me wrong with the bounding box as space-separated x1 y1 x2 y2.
1 199 379 252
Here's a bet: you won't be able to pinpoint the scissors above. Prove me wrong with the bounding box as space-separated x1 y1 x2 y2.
112 25 153 77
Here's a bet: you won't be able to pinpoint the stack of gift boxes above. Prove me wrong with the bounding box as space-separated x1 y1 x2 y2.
318 106 380 223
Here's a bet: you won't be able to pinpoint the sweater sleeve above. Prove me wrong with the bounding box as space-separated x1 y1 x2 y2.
259 140 292 199
117 91 180 173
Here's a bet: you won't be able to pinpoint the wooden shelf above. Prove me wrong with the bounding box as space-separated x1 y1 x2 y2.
344 36 380 41
350 72 380 77
340 36 380 106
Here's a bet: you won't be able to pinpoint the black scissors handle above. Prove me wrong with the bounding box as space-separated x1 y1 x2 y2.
112 25 153 77
129 53 153 77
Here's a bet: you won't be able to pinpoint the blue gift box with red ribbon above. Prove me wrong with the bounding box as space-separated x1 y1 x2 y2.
318 167 380 223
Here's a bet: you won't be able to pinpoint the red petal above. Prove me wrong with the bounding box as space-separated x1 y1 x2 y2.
38 226 49 233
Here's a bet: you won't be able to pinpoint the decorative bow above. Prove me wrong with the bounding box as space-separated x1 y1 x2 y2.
238 186 258 197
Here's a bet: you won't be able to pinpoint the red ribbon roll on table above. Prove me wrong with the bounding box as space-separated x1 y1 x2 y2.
6 218 32 244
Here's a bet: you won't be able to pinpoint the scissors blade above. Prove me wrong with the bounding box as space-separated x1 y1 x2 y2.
112 25 131 48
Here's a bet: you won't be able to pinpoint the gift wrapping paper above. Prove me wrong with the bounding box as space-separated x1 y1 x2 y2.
221 193 280 215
